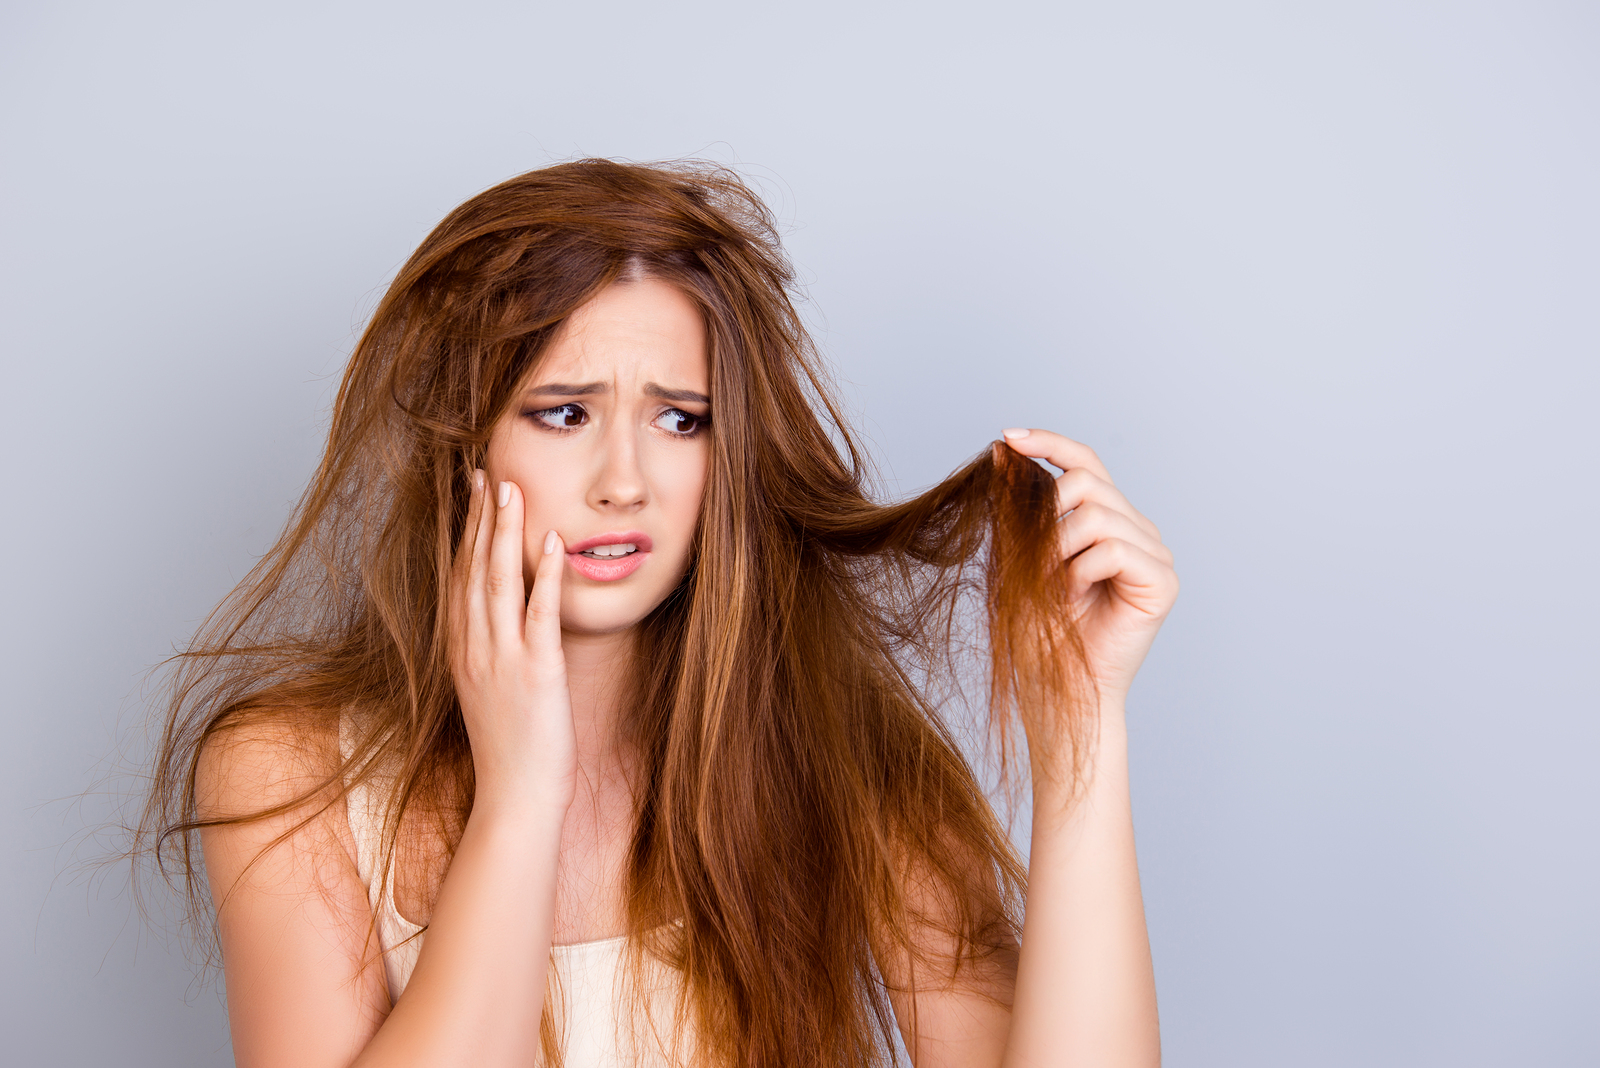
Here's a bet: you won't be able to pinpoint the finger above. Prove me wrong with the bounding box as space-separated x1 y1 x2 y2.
525 528 566 663
1000 428 1112 483
1064 538 1180 616
450 469 481 593
1054 467 1162 542
486 480 528 643
1058 501 1173 567
453 469 493 650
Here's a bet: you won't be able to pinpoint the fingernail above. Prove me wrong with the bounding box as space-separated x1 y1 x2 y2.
473 469 485 492
497 481 511 508
1002 428 1030 440
543 529 558 556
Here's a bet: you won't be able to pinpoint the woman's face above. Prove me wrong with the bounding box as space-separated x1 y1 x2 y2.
484 277 711 636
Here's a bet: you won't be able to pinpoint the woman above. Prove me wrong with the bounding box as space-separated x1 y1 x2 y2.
142 159 1177 1067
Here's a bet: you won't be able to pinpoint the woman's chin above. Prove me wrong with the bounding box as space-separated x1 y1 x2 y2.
555 598 663 640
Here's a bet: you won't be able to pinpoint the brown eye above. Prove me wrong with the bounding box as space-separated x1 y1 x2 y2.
532 404 586 429
652 408 705 436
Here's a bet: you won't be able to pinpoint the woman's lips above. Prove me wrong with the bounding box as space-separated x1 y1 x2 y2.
564 531 652 582
567 550 648 582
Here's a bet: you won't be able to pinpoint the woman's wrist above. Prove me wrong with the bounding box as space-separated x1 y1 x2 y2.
1029 696 1130 819
468 773 575 827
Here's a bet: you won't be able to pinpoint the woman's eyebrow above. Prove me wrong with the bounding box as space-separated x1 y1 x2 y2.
644 383 710 405
524 381 709 405
525 381 606 397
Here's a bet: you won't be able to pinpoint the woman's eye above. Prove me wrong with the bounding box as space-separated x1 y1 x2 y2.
653 408 706 436
531 404 586 430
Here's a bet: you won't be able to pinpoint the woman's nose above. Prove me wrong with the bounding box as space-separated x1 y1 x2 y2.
587 428 648 510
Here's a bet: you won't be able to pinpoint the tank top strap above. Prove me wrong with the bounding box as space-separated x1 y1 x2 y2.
339 712 424 1000
338 713 382 889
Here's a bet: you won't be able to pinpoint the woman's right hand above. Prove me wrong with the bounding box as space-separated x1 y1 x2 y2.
448 471 577 813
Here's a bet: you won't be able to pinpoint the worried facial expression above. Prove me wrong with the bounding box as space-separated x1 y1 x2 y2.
484 277 711 636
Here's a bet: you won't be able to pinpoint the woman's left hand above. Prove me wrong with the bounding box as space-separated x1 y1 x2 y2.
1002 428 1179 707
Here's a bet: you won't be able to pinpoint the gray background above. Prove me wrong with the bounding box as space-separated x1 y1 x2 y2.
3 1 1595 1064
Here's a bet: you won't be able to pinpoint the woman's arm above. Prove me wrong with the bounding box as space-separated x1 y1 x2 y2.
885 429 1174 1068
200 474 577 1068
1002 428 1173 1068
1006 701 1157 1067
347 786 568 1068
877 712 1152 1068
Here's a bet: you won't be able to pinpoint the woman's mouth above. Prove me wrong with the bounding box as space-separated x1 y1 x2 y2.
580 543 638 558
565 532 651 581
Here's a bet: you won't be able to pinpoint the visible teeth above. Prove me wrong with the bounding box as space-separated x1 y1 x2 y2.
583 543 637 558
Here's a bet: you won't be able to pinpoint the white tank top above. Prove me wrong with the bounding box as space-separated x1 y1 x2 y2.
340 718 690 1066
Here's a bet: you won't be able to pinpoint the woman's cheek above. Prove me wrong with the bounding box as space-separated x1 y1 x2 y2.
674 459 710 571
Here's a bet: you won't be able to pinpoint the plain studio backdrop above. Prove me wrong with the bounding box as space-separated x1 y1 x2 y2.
2 2 1595 1065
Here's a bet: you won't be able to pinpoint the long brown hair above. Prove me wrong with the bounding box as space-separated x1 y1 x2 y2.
141 158 1091 1066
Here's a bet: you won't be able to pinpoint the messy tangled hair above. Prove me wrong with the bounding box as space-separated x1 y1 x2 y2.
140 159 1091 1066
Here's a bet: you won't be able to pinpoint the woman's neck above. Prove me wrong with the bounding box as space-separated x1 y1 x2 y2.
558 625 638 781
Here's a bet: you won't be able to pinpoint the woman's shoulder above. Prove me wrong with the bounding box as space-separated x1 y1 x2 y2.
192 701 369 919
194 702 347 823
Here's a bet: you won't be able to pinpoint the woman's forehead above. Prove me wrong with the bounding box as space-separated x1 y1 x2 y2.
537 279 708 393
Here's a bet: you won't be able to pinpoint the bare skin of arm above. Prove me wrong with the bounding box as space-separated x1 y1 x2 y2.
882 429 1174 1068
199 475 577 1068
